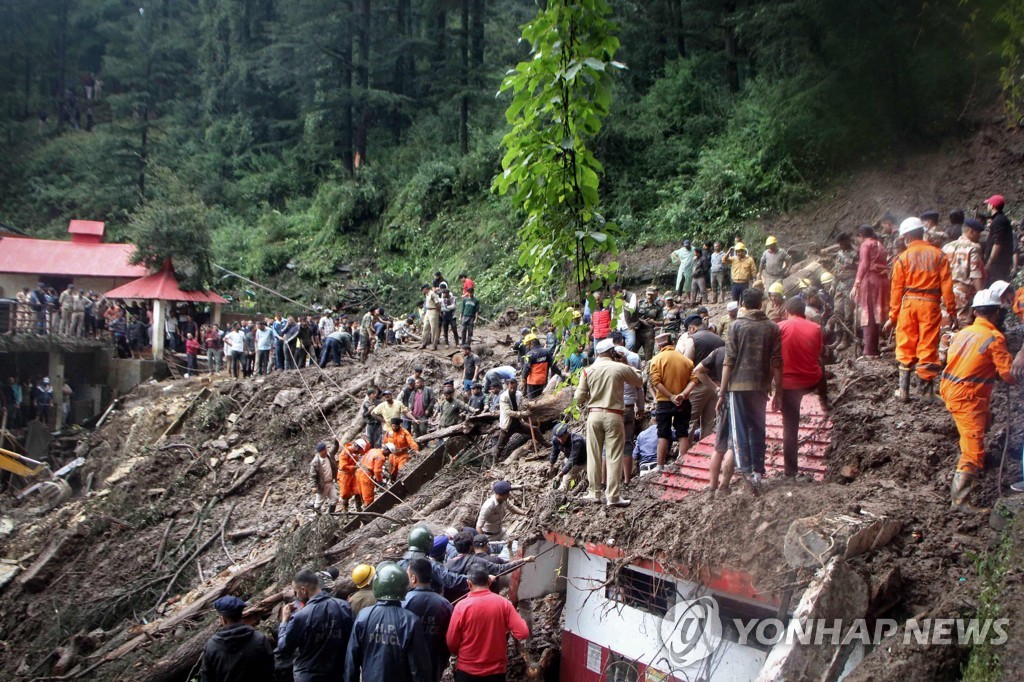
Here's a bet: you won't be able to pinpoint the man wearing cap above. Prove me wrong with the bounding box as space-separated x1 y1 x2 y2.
760 236 791 290
337 438 369 513
476 480 527 540
717 288 782 491
549 422 587 490
494 377 539 460
277 569 353 682
384 418 420 477
308 439 340 513
671 239 695 304
344 562 431 682
883 217 957 402
718 301 739 342
940 289 1017 508
419 284 442 350
348 564 377 616
724 242 758 301
437 386 475 429
661 292 683 335
942 218 987 327
574 338 644 506
201 595 274 682
634 287 663 359
522 333 563 398
984 194 1013 284
649 331 695 469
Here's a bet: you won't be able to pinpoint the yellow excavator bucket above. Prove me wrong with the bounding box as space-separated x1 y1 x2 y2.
0 448 45 478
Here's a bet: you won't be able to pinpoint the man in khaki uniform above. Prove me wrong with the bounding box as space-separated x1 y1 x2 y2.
573 338 644 507
941 218 986 327
419 284 441 350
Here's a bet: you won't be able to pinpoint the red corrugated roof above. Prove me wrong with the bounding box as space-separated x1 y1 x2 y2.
0 236 148 278
653 393 832 500
104 260 228 304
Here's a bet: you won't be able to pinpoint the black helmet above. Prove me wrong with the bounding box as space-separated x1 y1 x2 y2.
372 562 409 601
408 526 432 554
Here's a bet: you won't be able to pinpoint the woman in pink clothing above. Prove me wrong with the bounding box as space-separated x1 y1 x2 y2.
851 225 890 357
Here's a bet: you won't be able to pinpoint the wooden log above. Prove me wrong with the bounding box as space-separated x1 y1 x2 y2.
17 533 77 593
154 387 211 446
133 622 214 682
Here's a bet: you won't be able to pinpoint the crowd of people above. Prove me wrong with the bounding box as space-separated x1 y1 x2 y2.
202 484 537 682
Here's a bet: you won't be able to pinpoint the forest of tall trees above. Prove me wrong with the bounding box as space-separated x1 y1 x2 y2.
0 0 1017 304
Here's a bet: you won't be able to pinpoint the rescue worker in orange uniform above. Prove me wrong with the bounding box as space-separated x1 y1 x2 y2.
337 437 369 512
883 217 956 403
939 289 1017 508
383 417 419 478
356 443 390 508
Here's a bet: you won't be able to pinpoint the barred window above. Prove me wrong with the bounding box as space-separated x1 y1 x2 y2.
605 566 675 617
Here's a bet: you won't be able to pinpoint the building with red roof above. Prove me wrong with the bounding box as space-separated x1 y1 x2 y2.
0 220 148 297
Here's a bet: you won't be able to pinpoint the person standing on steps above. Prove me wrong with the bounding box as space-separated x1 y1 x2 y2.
420 284 442 351
883 217 956 403
717 287 782 493
648 332 694 471
277 569 353 682
851 225 889 358
777 297 828 479
574 338 644 506
940 289 1016 509
200 596 274 682
671 239 695 304
724 242 758 302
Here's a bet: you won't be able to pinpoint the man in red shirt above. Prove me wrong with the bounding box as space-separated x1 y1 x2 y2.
589 291 612 351
446 565 529 681
776 298 829 478
459 273 475 297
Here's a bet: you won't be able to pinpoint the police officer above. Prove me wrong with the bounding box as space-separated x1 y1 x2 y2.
276 569 353 682
402 558 454 682
398 527 469 598
344 562 432 682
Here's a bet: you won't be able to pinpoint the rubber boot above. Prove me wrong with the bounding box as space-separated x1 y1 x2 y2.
950 471 976 508
895 367 911 402
355 498 363 513
918 378 936 404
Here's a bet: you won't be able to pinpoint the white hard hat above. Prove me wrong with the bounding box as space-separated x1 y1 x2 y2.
353 438 368 451
989 280 1011 299
383 443 396 454
972 289 1002 308
899 217 925 236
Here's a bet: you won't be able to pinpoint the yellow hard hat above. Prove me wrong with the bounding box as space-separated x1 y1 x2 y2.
571 309 582 319
820 271 834 284
769 282 785 295
766 236 778 246
523 332 539 344
735 242 747 251
353 564 376 589
799 278 812 289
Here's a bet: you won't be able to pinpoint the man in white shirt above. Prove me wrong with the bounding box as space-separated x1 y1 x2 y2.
223 324 246 379
318 312 336 339
610 283 637 351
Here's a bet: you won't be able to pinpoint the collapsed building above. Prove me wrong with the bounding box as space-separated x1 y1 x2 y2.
0 318 1020 681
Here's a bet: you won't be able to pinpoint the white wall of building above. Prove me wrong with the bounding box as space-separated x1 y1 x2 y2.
0 274 131 298
563 547 768 681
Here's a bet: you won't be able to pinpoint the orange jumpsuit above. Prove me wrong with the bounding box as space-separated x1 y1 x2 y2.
336 442 362 501
1013 288 1024 321
939 317 1016 472
889 239 956 380
383 428 420 477
355 449 386 506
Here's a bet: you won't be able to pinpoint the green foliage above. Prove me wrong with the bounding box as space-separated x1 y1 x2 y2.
961 522 1013 681
128 170 217 290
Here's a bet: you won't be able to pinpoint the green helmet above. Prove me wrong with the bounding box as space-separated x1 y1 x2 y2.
408 527 432 554
373 562 409 601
